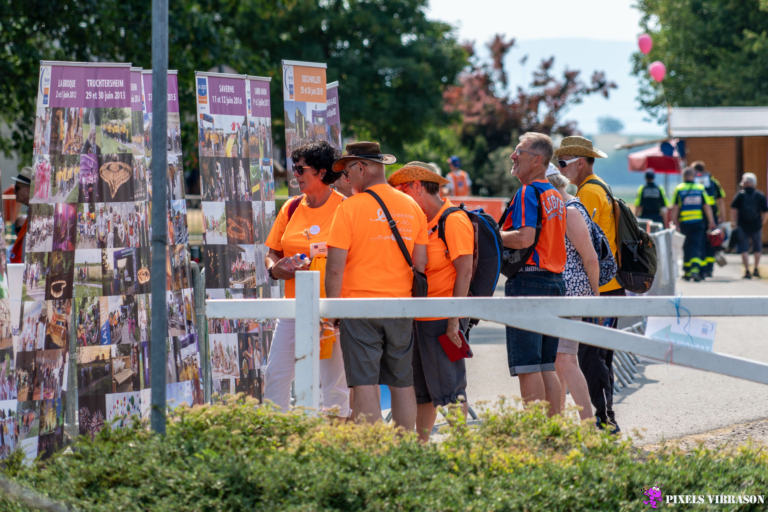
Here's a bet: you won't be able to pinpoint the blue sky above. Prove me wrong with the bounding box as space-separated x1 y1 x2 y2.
428 0 666 136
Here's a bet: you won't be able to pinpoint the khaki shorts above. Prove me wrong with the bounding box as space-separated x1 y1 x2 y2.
557 338 579 355
557 317 581 355
339 318 414 388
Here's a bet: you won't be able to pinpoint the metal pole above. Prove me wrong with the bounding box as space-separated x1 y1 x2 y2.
65 302 78 443
191 262 210 403
150 0 168 434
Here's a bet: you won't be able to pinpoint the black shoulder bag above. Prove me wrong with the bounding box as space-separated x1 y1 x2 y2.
364 189 429 297
497 193 543 279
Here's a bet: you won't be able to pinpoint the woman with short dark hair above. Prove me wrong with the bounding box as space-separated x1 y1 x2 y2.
263 140 349 418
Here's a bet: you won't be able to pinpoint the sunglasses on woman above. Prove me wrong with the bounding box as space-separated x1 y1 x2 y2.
292 164 311 175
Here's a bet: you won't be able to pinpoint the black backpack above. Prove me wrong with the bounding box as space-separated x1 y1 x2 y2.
736 190 762 224
436 204 502 297
584 179 657 293
497 192 543 279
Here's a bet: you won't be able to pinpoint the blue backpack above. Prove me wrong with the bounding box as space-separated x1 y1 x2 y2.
436 204 503 297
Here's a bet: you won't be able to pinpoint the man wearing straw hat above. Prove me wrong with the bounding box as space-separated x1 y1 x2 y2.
555 135 622 434
326 142 428 431
388 162 474 442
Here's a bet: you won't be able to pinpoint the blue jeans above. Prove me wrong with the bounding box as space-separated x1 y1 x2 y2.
737 228 762 254
505 271 565 375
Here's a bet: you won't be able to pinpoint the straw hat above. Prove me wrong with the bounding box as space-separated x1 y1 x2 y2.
387 161 450 187
553 136 607 158
331 141 396 172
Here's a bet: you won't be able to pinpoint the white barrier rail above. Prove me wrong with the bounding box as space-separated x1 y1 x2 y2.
206 272 768 409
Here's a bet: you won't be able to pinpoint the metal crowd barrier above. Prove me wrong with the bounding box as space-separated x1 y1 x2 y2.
614 321 645 394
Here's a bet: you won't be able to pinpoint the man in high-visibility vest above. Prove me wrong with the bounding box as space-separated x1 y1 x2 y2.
671 167 716 281
634 170 670 226
443 155 472 196
692 161 726 278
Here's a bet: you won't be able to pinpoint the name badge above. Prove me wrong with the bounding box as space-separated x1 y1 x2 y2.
310 242 328 259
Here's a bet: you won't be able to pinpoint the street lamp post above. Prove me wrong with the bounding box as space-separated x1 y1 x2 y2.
150 0 168 434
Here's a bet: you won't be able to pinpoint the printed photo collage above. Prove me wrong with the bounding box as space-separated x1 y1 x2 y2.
196 75 277 402
1 65 202 462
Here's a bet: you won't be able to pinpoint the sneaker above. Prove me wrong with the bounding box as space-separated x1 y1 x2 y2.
595 417 621 435
753 268 761 278
744 269 752 279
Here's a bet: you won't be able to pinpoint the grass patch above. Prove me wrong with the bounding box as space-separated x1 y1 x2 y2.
1 397 766 511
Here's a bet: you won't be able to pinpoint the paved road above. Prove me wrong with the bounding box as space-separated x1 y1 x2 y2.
465 254 768 444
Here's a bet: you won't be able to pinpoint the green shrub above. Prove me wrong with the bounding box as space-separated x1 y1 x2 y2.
1 396 766 511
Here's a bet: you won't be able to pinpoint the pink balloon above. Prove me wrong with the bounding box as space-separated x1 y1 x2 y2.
648 61 666 82
638 34 653 55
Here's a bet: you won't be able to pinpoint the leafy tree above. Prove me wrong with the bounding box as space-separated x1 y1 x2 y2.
0 0 466 177
632 0 768 122
409 35 616 195
598 116 625 134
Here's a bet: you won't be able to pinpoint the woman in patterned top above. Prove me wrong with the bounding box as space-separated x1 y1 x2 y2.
546 166 599 421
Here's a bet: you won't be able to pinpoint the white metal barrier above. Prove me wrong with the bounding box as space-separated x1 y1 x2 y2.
206 272 768 410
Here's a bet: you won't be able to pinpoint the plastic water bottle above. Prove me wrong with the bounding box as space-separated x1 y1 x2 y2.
285 253 310 271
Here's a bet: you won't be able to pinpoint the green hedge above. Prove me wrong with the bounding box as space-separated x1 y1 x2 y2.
1 397 767 511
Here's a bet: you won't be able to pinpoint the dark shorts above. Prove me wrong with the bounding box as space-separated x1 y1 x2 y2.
339 318 414 388
737 229 762 254
413 318 468 407
505 271 565 376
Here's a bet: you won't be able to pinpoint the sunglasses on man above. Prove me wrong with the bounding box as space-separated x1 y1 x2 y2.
557 157 581 168
341 160 368 178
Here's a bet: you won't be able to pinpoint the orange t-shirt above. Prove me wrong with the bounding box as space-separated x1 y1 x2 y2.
421 199 475 321
327 184 428 298
265 190 344 298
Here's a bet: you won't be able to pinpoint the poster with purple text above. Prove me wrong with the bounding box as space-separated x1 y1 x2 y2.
19 61 138 460
140 69 202 415
326 81 342 152
195 72 275 402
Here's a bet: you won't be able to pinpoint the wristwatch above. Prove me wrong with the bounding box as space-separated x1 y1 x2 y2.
268 266 277 281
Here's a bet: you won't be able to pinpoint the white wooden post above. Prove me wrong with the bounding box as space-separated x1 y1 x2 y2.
294 272 320 409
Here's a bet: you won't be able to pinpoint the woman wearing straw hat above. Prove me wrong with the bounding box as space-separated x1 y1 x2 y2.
388 162 475 442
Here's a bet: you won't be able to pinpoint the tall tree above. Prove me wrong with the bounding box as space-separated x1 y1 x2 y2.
0 0 466 174
433 35 616 194
632 0 768 122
